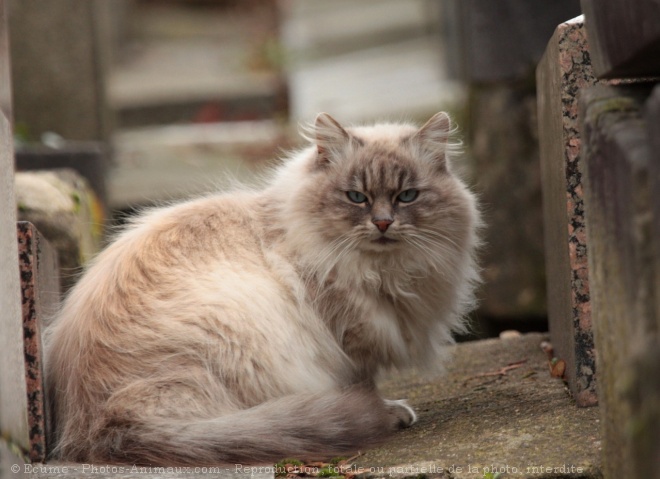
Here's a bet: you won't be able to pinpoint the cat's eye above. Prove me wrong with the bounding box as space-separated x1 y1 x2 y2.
346 191 368 204
397 188 419 203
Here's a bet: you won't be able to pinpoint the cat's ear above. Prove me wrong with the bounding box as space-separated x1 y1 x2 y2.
413 112 452 170
314 112 350 166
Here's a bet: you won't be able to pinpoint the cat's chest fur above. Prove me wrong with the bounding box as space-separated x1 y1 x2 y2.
303 262 424 375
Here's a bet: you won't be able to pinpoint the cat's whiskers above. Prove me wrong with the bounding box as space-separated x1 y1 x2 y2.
416 227 464 251
414 233 461 264
308 235 353 275
399 224 465 259
403 233 459 277
403 236 441 267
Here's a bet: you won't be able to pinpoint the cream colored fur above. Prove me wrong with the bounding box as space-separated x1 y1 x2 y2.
44 112 481 465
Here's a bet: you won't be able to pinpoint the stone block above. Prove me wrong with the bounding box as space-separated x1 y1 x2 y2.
16 142 109 210
442 0 581 82
8 0 112 141
648 85 660 329
108 1 286 129
581 0 660 79
470 82 547 325
626 85 660 479
15 169 103 293
580 83 658 479
627 347 660 479
108 121 290 209
17 222 59 463
536 16 598 406
0 0 29 462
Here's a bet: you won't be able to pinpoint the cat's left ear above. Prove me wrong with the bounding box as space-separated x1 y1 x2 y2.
314 112 350 167
413 112 452 170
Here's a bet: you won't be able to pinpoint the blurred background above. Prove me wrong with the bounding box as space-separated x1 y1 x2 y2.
8 0 582 339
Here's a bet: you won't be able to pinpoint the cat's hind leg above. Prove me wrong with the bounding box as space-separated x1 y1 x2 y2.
384 399 417 428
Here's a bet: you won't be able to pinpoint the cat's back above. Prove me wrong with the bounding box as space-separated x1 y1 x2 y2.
47 191 271 348
123 191 264 263
99 191 266 288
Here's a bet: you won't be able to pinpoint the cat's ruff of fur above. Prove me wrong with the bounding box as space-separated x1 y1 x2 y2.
44 112 481 465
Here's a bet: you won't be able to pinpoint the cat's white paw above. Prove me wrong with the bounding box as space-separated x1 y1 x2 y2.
384 399 417 429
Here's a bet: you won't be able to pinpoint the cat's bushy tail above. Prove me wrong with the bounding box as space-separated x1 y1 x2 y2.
93 387 395 466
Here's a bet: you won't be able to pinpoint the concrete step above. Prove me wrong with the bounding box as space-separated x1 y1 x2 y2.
25 334 601 479
108 120 294 210
107 3 284 128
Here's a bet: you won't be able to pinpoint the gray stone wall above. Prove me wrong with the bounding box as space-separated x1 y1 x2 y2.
573 1 660 475
580 83 660 479
0 0 30 472
537 6 660 473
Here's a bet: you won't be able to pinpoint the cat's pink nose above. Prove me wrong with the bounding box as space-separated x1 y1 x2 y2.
372 218 393 232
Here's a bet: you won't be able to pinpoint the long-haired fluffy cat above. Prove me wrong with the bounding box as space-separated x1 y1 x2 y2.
44 112 481 465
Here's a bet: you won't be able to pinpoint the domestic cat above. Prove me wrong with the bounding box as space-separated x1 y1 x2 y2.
44 112 481 465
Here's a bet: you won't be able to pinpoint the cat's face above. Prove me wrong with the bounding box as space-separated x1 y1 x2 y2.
299 113 474 259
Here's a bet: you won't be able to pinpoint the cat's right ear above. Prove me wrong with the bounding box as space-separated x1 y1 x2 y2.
413 112 454 171
314 112 350 167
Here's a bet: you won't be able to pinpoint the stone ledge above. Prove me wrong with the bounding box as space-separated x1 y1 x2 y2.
358 333 601 478
17 221 60 462
23 334 600 479
108 121 294 209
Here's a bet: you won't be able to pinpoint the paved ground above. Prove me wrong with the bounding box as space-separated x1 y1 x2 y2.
358 333 602 478
32 334 601 479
